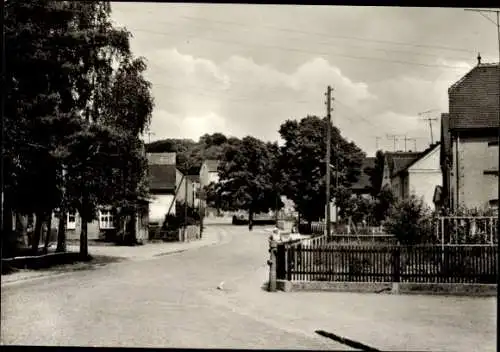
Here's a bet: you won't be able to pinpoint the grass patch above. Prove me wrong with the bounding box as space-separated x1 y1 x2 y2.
1 252 125 275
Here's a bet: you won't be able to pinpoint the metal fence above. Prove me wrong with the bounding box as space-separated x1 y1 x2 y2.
276 242 497 284
435 216 498 244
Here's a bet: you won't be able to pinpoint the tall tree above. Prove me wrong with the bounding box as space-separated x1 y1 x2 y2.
366 150 385 197
216 136 278 230
279 116 365 224
4 1 151 257
4 0 87 255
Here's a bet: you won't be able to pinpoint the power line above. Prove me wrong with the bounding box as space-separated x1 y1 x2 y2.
146 15 474 62
127 27 471 70
155 13 476 55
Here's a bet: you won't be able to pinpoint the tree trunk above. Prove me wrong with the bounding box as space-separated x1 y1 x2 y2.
129 210 137 245
1 204 15 257
31 211 44 255
56 209 67 252
80 216 88 258
248 210 254 231
43 211 53 254
16 213 28 248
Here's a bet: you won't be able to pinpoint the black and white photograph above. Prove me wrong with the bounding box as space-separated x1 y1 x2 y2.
1 2 499 351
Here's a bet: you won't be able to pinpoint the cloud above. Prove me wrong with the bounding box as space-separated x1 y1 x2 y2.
144 48 474 157
147 48 375 144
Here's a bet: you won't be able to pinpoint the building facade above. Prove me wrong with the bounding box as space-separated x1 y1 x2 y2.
441 60 499 211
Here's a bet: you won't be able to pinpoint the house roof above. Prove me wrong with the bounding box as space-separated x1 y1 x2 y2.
385 151 421 177
393 143 440 177
204 159 219 173
448 62 500 130
148 164 176 191
352 157 375 192
147 152 176 166
186 175 200 183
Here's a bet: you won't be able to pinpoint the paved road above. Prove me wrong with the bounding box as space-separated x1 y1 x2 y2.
1 226 343 349
2 225 496 351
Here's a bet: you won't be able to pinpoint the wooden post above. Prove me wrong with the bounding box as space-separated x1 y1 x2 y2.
490 218 493 245
392 246 401 293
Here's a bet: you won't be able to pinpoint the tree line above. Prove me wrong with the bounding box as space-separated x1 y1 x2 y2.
2 1 154 258
148 118 395 229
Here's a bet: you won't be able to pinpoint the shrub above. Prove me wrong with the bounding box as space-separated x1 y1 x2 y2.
384 194 435 245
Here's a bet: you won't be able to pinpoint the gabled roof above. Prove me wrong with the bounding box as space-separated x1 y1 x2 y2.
352 157 375 192
147 152 176 166
148 164 176 191
204 159 219 173
448 63 498 94
448 62 500 130
385 151 421 178
394 142 440 176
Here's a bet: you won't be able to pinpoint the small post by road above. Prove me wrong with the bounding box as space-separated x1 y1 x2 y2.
268 239 278 292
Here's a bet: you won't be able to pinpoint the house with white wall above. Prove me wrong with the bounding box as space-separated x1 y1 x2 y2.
199 159 220 189
390 144 442 209
147 152 178 225
199 159 220 216
440 59 499 212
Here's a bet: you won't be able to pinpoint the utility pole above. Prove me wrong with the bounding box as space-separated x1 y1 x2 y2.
375 136 382 150
418 110 439 144
325 85 333 236
464 7 500 236
0 1 5 236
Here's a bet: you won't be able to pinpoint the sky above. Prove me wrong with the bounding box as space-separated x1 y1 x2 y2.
110 4 499 157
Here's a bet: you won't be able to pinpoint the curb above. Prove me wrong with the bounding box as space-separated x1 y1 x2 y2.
2 228 228 286
275 280 498 297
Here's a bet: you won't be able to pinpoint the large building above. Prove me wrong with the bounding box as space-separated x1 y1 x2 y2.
440 58 499 212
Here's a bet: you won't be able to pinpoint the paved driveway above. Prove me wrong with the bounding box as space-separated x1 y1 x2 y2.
1 225 496 351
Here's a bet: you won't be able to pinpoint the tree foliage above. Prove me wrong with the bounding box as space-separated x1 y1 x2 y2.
145 133 241 175
366 150 385 197
278 116 365 223
214 136 281 227
3 1 153 257
384 194 435 245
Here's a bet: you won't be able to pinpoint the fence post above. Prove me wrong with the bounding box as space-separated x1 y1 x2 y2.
276 242 286 280
392 246 401 294
268 240 278 292
287 245 294 281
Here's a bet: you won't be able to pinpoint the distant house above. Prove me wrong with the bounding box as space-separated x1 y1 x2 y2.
351 157 376 198
440 59 499 211
147 152 178 225
187 175 201 208
176 172 200 208
199 159 220 216
51 204 148 243
381 145 442 210
199 159 220 189
387 144 442 209
382 151 422 198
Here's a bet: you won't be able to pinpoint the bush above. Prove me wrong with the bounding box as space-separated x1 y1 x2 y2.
384 194 435 245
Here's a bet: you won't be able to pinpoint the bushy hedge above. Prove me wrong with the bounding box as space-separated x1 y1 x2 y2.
384 194 436 245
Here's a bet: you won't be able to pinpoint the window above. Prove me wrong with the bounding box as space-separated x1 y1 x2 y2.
99 209 115 230
67 211 76 230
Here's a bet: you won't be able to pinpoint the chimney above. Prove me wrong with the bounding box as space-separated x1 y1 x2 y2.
477 52 481 65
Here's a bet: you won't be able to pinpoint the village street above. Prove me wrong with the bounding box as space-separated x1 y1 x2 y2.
1 224 496 351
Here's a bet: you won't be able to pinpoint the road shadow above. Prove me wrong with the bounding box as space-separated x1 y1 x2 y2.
315 330 380 351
